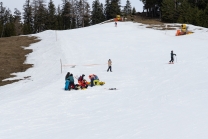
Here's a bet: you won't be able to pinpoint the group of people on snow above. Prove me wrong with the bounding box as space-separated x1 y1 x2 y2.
64 59 112 91
64 51 176 90
65 72 76 90
65 73 101 91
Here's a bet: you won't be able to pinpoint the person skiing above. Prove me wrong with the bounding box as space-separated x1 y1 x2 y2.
107 59 112 72
169 50 176 64
115 22 117 27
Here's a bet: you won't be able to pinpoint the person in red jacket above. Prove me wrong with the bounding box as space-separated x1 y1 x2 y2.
78 74 88 89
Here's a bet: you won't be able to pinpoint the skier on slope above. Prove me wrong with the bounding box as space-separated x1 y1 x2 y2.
169 50 176 64
107 59 112 72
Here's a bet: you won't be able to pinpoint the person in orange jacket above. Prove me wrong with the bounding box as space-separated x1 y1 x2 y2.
78 74 88 89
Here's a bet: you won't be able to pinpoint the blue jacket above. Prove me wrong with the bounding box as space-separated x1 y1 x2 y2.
94 75 99 80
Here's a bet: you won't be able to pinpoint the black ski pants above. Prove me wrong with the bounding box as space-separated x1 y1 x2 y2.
107 66 112 72
169 57 174 63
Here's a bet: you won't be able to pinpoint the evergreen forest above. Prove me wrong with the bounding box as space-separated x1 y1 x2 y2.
0 0 208 37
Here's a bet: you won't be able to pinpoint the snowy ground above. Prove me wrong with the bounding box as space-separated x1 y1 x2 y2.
1 22 208 139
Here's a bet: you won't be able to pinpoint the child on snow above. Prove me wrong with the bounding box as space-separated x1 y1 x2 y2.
169 50 176 64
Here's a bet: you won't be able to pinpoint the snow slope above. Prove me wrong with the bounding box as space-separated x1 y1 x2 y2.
1 22 208 139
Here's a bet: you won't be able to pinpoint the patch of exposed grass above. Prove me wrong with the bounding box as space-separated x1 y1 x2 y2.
0 36 40 86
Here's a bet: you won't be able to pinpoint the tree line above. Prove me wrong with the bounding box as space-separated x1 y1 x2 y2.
142 0 208 28
0 0 136 37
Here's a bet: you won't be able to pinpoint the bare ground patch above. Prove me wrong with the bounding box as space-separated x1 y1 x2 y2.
132 15 163 25
0 36 40 86
107 15 179 30
131 16 180 30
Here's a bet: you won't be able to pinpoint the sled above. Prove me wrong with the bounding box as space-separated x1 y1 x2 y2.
87 81 105 86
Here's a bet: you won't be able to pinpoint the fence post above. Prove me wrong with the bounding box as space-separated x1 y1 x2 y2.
60 59 62 73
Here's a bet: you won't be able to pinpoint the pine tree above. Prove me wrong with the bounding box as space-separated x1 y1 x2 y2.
0 2 5 37
91 0 105 25
108 0 121 19
57 5 63 30
36 0 47 32
177 0 192 23
47 0 57 30
91 0 99 24
32 0 38 33
194 9 205 27
62 0 72 29
0 2 5 22
14 8 22 35
104 0 111 20
0 3 16 37
161 0 177 22
76 0 83 28
23 0 33 34
193 0 208 10
83 2 90 27
124 0 131 16
132 7 136 15
3 8 16 37
203 3 208 27
100 3 106 22
70 0 76 29
74 0 90 28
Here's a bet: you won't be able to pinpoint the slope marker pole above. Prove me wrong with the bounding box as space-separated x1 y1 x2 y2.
56 30 57 41
60 59 62 73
